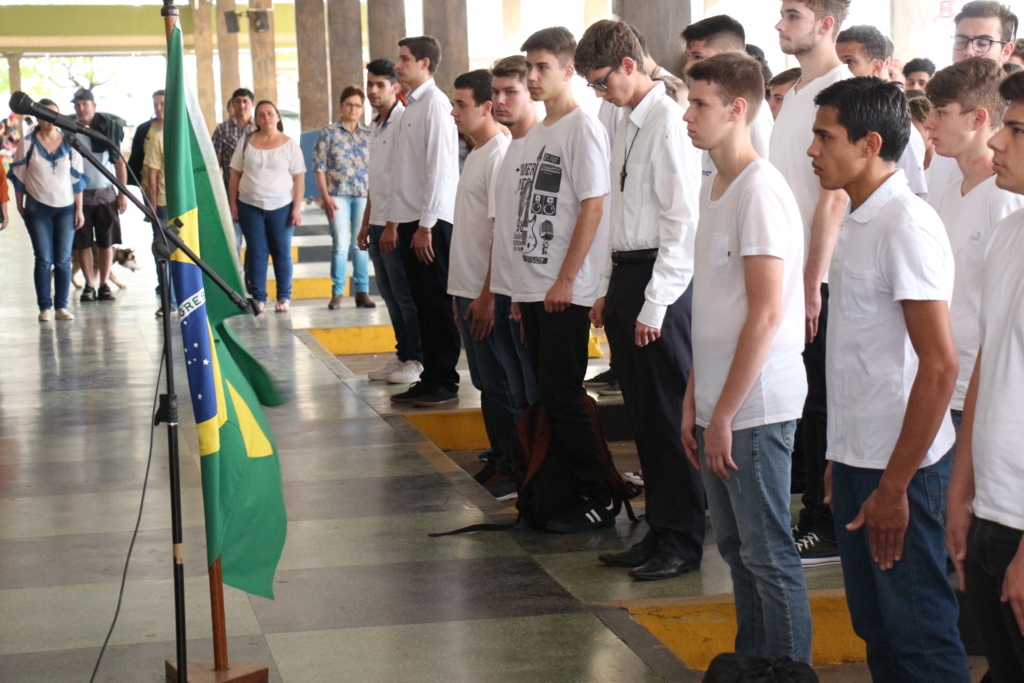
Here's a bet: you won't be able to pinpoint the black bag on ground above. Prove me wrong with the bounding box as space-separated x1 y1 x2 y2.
430 395 640 536
701 654 818 683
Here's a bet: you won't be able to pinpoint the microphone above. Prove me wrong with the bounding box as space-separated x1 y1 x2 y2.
9 91 117 150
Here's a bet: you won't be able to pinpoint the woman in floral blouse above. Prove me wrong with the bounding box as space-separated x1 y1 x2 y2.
313 85 374 309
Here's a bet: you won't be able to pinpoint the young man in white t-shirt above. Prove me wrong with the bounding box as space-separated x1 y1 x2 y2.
509 27 613 533
947 70 1024 683
575 20 705 581
681 15 774 182
769 0 852 567
924 57 1024 431
809 77 969 682
681 52 812 661
445 69 517 498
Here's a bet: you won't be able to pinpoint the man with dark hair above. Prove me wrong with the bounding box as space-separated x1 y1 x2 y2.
577 19 705 579
72 88 127 303
809 76 969 682
947 69 1024 683
446 69 517 498
768 68 802 119
836 25 928 199
770 0 852 568
212 87 256 253
954 0 1019 63
683 51 812 662
903 57 937 91
682 15 774 181
358 58 423 386
923 58 1024 437
388 36 462 407
507 26 614 532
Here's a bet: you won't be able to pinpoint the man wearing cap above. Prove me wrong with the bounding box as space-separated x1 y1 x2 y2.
72 88 127 302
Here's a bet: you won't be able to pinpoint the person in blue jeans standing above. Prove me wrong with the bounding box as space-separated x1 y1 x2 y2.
357 58 424 385
229 100 306 313
313 85 375 310
810 77 969 682
8 99 88 322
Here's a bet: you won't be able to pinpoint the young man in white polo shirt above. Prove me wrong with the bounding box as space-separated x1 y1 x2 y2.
387 36 462 408
446 69 517 500
947 70 1024 683
809 77 969 682
510 27 613 532
575 19 705 581
770 0 852 567
682 52 812 661
924 57 1024 432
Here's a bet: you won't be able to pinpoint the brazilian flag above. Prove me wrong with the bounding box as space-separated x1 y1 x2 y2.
165 20 287 599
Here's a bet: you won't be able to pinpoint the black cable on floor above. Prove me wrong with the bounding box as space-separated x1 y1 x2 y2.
88 347 164 683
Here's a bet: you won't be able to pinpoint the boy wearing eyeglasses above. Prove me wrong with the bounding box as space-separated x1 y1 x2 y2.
952 1 1018 64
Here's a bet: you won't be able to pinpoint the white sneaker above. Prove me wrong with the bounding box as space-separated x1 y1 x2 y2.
38 309 52 322
368 357 403 381
622 471 644 487
387 360 423 384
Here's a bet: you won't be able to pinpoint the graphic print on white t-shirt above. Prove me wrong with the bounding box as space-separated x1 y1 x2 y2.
514 145 563 266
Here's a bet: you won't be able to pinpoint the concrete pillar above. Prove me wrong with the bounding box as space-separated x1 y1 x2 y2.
618 0 694 76
423 0 468 94
248 0 278 103
193 0 218 132
294 0 331 131
6 53 22 135
367 0 406 63
890 0 930 62
327 0 363 120
216 0 241 117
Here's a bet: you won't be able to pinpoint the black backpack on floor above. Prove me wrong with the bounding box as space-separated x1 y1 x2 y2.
701 654 818 683
430 395 640 537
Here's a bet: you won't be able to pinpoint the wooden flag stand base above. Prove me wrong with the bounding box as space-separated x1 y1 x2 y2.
164 559 269 683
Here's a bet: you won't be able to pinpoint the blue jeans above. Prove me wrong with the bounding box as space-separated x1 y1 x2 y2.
24 196 75 311
492 294 541 407
697 421 813 664
327 196 369 295
456 296 527 469
237 201 293 302
368 224 421 363
832 452 970 682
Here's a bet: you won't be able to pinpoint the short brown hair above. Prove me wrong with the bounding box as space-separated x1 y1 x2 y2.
574 19 644 77
398 36 442 74
999 70 1024 105
687 52 764 122
340 85 365 104
926 57 1008 129
800 0 852 38
908 96 931 124
492 55 528 84
768 67 802 89
521 27 576 66
955 1 1018 43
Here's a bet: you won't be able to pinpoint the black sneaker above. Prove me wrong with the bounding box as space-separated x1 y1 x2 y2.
97 284 115 301
80 286 97 302
412 386 460 407
390 381 436 404
472 463 497 484
583 368 617 388
796 532 841 567
484 472 518 501
792 526 809 543
546 494 616 533
596 380 622 396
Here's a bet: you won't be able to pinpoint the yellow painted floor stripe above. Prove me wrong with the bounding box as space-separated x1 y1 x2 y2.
614 588 866 670
404 409 489 451
307 325 397 355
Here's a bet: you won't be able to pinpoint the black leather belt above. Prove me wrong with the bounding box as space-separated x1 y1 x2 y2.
611 248 659 265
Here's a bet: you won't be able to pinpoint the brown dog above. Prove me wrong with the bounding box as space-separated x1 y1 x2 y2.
71 247 141 289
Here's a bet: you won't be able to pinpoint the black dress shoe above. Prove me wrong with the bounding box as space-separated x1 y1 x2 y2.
598 543 655 568
628 553 697 581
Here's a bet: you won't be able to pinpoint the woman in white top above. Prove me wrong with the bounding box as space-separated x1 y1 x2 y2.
228 100 305 312
7 99 87 322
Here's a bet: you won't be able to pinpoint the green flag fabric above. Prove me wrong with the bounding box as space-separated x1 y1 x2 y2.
165 20 287 600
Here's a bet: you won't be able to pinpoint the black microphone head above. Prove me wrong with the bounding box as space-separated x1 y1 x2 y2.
9 91 33 116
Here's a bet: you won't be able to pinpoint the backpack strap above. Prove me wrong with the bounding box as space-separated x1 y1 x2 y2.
428 513 522 537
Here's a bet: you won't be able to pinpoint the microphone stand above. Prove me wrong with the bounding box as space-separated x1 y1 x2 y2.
62 130 255 683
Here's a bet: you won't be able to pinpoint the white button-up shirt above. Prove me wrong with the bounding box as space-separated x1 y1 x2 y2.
388 78 459 227
601 81 701 329
367 100 405 226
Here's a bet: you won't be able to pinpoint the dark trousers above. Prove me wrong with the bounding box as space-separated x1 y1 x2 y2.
604 262 705 565
519 301 607 498
397 221 460 391
967 517 1024 683
797 283 833 541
